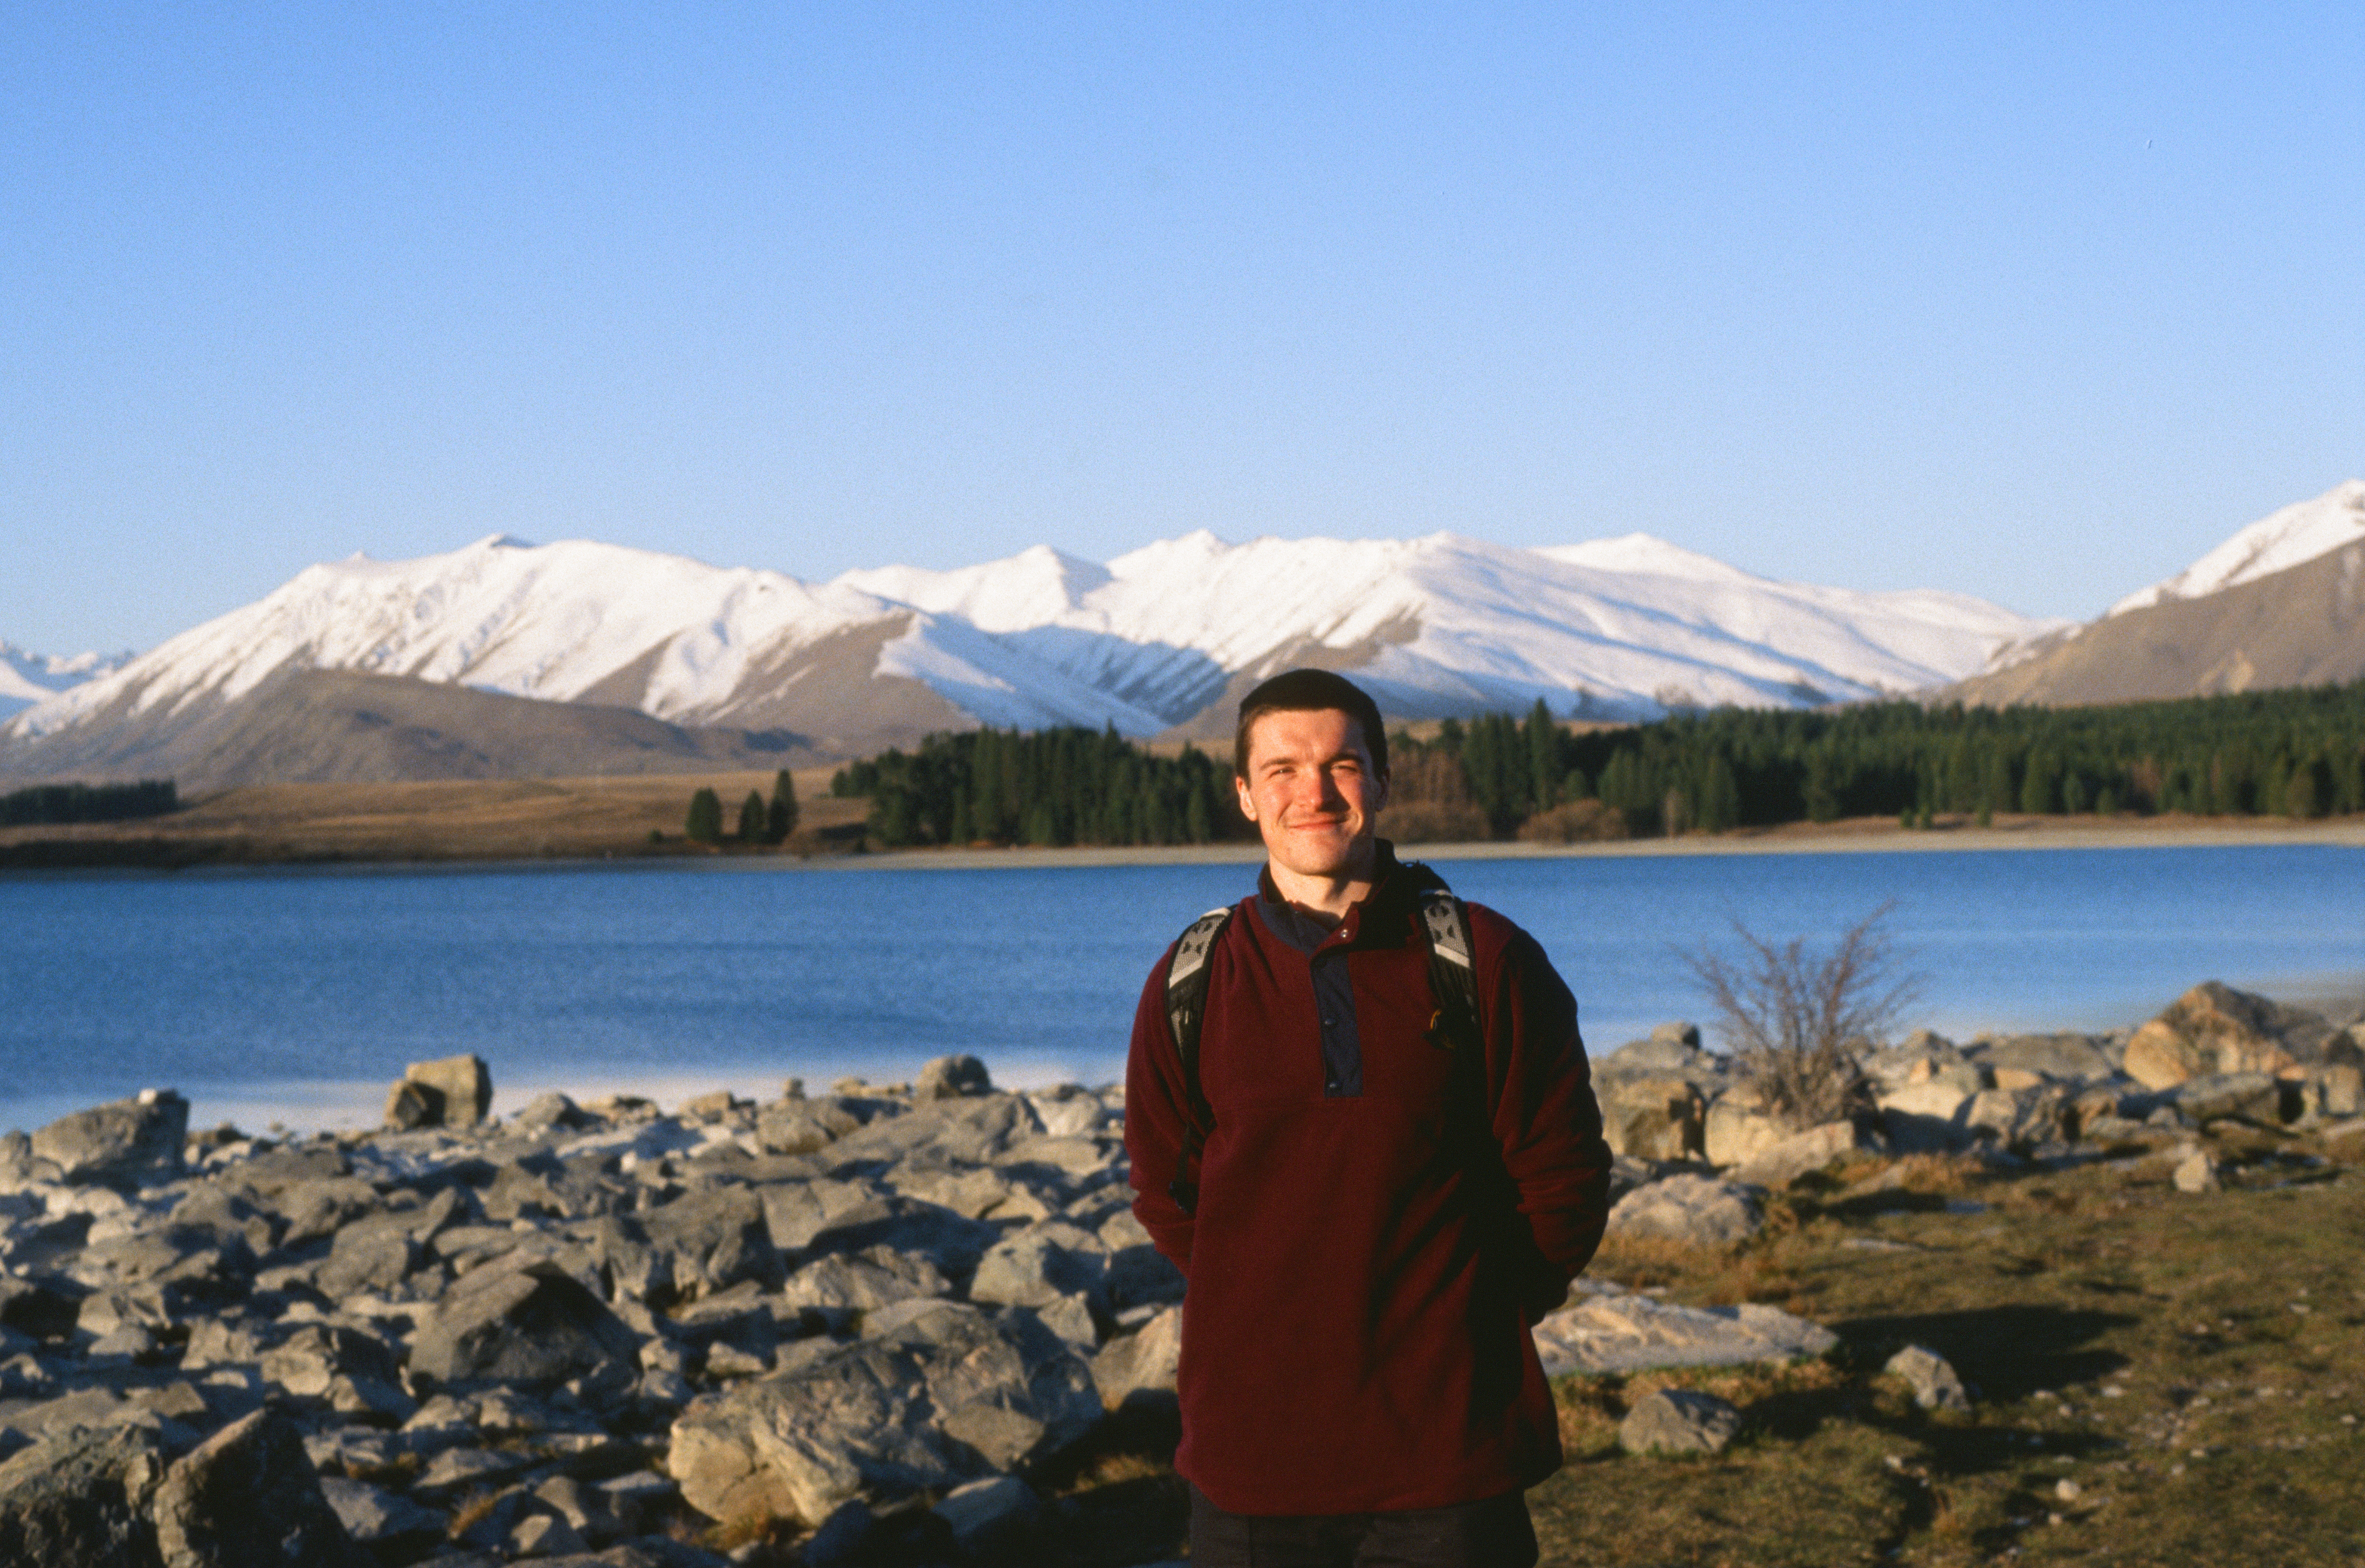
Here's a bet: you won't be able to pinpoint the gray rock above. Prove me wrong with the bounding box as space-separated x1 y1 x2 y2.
1884 1344 1971 1411
317 1475 448 1556
969 1221 1111 1315
827 1095 1045 1169
0 1422 169 1567
915 1055 994 1101
1091 1304 1182 1414
412 1446 536 1496
2172 1071 2293 1127
1531 1283 1836 1376
1591 1074 1707 1161
799 1196 999 1276
932 1474 1039 1552
1702 1092 1790 1169
1604 1174 1762 1247
1980 1033 2117 1084
30 1091 189 1189
2171 1148 2221 1194
754 1100 861 1156
666 1300 1099 1525
635 1188 784 1300
408 1257 641 1392
777 1248 951 1318
271 1178 382 1250
1733 1120 1862 1189
513 1093 594 1133
151 1408 363 1567
1618 1389 1742 1455
260 1323 401 1400
801 1499 874 1566
389 1055 493 1130
757 1178 878 1252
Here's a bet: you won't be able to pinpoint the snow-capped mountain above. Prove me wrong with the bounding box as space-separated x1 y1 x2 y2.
0 642 129 721
2109 480 2365 616
2 528 2054 779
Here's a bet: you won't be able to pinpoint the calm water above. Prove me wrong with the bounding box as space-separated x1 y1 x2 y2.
3 843 2360 1134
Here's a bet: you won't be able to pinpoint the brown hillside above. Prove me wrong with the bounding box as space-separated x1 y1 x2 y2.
0 668 824 790
1944 541 2365 707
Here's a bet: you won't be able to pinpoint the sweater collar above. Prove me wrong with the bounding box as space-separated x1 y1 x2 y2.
1254 840 1406 955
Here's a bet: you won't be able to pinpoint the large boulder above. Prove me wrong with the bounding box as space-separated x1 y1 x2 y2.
1090 1304 1182 1415
2122 982 2315 1090
383 1054 493 1130
408 1257 641 1391
1876 1080 1978 1153
1603 1174 1761 1247
1702 1088 1790 1169
1976 1033 2116 1086
0 1422 169 1567
666 1299 1100 1527
968 1222 1111 1316
2170 1071 2294 1127
633 1187 785 1300
1733 1121 1862 1189
915 1055 994 1101
1592 1074 1707 1162
151 1408 362 1567
29 1090 189 1189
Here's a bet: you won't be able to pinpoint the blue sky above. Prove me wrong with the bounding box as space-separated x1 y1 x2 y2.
4 3 2358 654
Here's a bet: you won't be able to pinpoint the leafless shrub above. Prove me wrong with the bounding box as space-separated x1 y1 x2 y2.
1684 904 1923 1129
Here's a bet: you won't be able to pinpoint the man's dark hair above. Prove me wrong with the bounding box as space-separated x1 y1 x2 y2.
1234 669 1389 780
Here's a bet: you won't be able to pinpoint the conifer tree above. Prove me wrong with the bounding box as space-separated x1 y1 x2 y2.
737 790 766 842
766 769 799 843
685 787 724 843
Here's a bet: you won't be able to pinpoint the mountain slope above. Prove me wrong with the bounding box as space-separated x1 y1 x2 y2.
2109 481 2365 616
3 528 2054 785
1942 541 2365 708
0 668 822 790
1 643 128 720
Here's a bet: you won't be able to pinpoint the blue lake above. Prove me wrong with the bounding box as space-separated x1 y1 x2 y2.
2 842 2360 1135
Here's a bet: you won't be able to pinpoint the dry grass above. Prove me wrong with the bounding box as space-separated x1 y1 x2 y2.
0 767 865 865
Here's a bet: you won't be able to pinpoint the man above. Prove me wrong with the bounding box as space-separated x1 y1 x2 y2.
1125 668 1613 1568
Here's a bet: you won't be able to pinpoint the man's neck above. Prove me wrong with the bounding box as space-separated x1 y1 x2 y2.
1263 842 1381 924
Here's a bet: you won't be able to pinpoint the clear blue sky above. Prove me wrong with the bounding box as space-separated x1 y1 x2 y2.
5 2 2358 654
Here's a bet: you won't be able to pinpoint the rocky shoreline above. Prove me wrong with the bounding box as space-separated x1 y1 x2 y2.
0 979 2358 1567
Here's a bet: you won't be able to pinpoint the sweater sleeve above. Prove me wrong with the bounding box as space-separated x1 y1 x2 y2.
1125 945 1199 1273
1479 917 1613 1319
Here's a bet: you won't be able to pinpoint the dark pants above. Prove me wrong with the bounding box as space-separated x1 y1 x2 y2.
1188 1484 1539 1568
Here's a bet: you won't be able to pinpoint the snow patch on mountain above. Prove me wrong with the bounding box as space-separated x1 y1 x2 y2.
1 642 131 720
2109 480 2365 617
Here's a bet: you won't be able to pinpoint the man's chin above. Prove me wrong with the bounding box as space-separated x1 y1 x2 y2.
1266 825 1370 878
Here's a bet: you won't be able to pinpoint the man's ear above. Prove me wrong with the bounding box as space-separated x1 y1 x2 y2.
1234 774 1258 823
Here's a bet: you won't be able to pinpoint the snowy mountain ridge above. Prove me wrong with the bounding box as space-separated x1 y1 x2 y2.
2108 480 2365 617
5 528 2060 763
0 642 130 721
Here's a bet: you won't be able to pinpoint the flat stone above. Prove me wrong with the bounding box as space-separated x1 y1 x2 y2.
1604 1175 1762 1247
318 1475 448 1553
666 1300 1097 1525
1531 1282 1836 1376
408 1258 641 1392
931 1474 1039 1551
1734 1121 1861 1189
1619 1389 1742 1455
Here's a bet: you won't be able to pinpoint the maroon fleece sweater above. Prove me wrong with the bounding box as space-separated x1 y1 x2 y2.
1125 851 1612 1515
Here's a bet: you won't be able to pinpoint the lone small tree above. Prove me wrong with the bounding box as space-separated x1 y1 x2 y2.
737 790 766 842
765 769 799 843
1684 903 1921 1130
684 787 723 844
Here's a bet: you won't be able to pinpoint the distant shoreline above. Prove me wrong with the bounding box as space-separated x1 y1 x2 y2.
5 812 2359 877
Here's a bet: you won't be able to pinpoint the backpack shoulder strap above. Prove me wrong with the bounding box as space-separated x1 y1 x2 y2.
1406 870 1482 1055
1160 905 1234 1215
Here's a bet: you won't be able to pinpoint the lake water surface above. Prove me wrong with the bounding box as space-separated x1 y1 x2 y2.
3 842 2360 1135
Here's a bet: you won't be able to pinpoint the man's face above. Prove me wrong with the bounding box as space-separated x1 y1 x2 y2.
1235 707 1390 880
